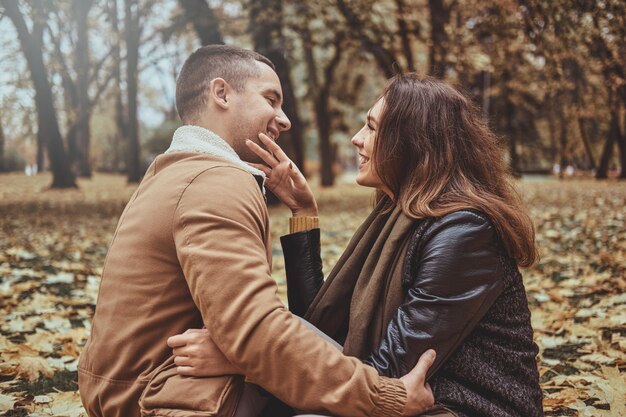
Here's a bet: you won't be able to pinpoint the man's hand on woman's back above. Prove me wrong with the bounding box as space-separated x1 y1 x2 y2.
400 349 436 416
168 328 436 415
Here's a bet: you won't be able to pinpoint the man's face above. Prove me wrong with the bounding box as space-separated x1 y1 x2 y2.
228 62 291 163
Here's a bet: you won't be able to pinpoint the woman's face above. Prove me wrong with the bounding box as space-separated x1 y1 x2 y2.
351 99 390 195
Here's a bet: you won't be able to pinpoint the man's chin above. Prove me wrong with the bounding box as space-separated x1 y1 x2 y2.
239 150 266 166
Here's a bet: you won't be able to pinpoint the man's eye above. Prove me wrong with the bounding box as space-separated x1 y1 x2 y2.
266 97 276 105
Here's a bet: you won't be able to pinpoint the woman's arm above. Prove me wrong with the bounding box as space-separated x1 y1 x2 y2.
245 132 324 316
364 211 505 379
281 229 324 317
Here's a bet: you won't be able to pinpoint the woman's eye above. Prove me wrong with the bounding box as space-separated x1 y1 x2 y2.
367 123 375 131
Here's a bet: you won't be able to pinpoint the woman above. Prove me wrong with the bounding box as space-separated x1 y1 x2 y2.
172 74 543 417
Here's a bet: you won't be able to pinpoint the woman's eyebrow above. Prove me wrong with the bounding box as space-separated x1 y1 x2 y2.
366 113 378 126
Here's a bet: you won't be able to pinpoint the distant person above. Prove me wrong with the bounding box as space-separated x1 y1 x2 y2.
172 74 544 417
77 45 436 417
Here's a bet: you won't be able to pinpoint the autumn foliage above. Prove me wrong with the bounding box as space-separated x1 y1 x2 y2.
0 173 624 416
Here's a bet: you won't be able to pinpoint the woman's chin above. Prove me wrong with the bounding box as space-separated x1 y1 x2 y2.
355 176 373 189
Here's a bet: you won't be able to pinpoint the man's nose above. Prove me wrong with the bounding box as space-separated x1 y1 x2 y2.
276 108 291 132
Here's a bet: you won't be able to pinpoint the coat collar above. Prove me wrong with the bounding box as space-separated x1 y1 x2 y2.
165 125 266 192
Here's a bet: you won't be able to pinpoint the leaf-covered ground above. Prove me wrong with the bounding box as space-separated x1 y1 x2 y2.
0 173 624 416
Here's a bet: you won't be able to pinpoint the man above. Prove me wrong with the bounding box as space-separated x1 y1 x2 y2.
78 45 434 417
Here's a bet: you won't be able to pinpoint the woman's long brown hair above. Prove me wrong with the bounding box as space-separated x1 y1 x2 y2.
373 74 538 267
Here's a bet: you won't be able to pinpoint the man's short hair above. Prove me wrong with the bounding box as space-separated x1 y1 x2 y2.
175 45 275 122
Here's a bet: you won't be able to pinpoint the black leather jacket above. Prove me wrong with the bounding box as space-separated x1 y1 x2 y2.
281 210 543 417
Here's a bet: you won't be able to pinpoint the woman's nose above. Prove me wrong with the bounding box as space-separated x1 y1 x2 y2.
351 128 365 147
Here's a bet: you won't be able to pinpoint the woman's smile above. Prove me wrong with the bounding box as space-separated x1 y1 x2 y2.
358 153 370 168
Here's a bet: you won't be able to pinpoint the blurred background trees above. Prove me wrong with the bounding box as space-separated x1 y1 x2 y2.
0 0 624 188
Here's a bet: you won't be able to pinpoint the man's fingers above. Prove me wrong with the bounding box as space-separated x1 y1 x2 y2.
176 366 196 376
424 383 435 408
172 346 193 357
167 334 191 348
258 132 289 161
183 328 204 334
174 355 191 366
410 349 436 381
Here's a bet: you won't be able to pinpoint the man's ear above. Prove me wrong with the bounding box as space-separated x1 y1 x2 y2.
209 78 230 110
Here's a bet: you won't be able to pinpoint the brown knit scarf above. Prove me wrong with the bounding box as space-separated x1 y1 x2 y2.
304 200 420 359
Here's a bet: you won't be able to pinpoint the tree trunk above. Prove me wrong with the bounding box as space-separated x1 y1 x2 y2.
595 111 618 179
74 0 94 177
577 118 596 170
428 0 450 78
0 116 4 172
395 0 415 72
125 0 141 182
249 0 305 171
558 110 568 179
36 129 45 171
336 0 398 78
482 70 491 119
617 113 626 179
506 99 519 175
2 0 76 188
547 105 559 166
316 96 334 187
178 0 223 45
108 0 126 173
318 40 344 187
297 7 343 186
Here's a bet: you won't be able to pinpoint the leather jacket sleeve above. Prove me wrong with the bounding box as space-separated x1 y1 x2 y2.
363 210 505 379
280 229 324 317
280 211 504 382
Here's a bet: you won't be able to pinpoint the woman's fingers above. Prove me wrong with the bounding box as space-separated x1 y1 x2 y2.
247 162 271 176
246 139 278 167
258 132 289 161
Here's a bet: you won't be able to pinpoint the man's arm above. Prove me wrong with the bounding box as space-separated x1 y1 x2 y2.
173 167 410 417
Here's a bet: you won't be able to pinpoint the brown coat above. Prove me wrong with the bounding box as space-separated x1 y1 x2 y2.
78 151 406 417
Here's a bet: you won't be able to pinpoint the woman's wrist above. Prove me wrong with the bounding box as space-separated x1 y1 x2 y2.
289 216 319 233
291 205 318 217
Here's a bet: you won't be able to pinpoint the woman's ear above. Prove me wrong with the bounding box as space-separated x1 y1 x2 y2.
208 78 230 109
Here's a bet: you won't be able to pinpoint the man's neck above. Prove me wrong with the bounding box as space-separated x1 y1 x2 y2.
191 119 233 150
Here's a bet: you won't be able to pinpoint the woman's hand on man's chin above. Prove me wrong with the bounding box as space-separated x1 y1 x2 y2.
246 132 318 217
167 328 241 377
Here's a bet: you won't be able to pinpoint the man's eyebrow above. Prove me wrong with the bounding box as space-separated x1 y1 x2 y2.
263 88 282 103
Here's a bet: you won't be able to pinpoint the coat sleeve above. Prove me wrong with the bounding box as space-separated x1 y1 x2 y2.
363 211 505 379
172 167 407 417
280 229 325 317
